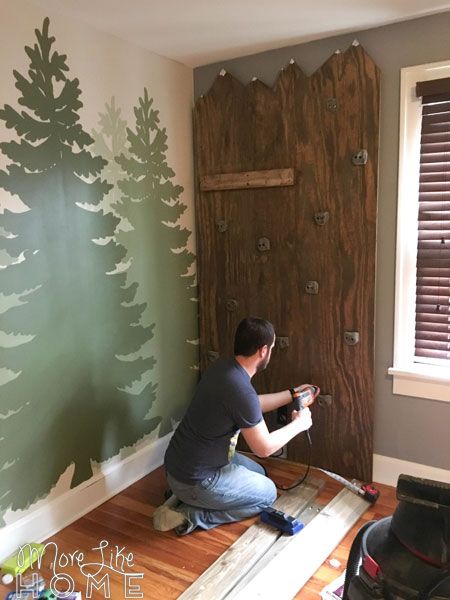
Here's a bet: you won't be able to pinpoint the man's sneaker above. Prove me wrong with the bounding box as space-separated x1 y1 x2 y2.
153 495 186 532
153 505 186 531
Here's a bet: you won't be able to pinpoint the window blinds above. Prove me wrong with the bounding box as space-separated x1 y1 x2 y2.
415 77 450 362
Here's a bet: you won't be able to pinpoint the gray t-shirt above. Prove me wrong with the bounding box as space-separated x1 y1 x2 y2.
164 358 263 484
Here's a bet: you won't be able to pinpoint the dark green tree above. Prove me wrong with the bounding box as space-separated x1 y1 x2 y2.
116 89 198 435
0 19 159 520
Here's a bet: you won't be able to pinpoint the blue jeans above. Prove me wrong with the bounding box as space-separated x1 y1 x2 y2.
166 453 277 534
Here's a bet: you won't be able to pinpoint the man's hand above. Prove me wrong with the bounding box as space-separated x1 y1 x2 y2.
293 384 320 407
242 406 313 458
291 406 312 432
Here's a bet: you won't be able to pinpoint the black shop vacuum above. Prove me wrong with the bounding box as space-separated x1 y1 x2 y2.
343 474 450 600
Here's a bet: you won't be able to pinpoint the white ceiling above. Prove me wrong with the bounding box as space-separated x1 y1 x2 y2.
28 0 450 67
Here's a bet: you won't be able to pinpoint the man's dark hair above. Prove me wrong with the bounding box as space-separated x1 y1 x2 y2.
234 317 275 356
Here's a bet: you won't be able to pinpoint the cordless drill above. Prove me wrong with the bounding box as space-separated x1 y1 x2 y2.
290 385 320 411
276 385 319 427
290 385 319 447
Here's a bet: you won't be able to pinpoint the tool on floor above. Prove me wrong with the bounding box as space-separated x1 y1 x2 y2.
38 590 57 600
316 470 379 503
18 574 45 595
0 543 45 580
260 507 304 535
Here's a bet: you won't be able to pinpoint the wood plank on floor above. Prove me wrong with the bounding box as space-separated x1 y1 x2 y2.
178 476 325 600
228 488 370 599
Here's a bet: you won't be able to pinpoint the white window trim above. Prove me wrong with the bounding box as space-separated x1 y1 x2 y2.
389 59 450 403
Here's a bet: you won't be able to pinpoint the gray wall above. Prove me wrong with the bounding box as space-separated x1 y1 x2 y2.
194 13 450 470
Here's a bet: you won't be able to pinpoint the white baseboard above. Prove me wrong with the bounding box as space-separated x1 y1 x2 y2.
373 453 450 487
0 433 172 562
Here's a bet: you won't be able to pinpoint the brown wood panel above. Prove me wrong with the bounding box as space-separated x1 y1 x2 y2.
287 46 379 480
193 45 379 480
194 73 255 371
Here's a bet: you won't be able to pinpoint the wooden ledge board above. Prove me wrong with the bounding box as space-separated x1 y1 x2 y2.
178 476 325 600
199 168 294 191
228 488 370 600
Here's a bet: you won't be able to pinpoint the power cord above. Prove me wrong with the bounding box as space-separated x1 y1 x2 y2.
274 430 312 491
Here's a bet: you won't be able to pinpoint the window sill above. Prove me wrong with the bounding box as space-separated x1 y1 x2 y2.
388 366 450 403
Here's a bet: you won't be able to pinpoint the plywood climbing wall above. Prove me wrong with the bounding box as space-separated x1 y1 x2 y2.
193 45 380 481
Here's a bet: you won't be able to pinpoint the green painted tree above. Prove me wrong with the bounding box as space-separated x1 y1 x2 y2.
0 18 159 519
90 97 157 398
116 89 198 435
91 97 133 235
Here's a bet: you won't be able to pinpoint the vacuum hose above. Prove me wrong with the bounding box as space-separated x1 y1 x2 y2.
342 520 376 600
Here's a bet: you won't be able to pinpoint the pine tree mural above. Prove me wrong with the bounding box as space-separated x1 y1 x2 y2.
0 18 160 518
116 89 198 435
90 99 158 400
91 97 133 236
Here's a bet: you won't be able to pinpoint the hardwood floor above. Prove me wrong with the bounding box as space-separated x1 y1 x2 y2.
0 458 397 599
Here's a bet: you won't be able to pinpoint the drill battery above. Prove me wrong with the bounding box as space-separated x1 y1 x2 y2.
260 507 304 535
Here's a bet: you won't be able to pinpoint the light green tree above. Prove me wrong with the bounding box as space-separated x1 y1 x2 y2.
116 89 198 435
91 97 133 235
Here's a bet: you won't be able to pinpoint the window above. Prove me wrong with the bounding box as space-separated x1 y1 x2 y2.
389 60 450 403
